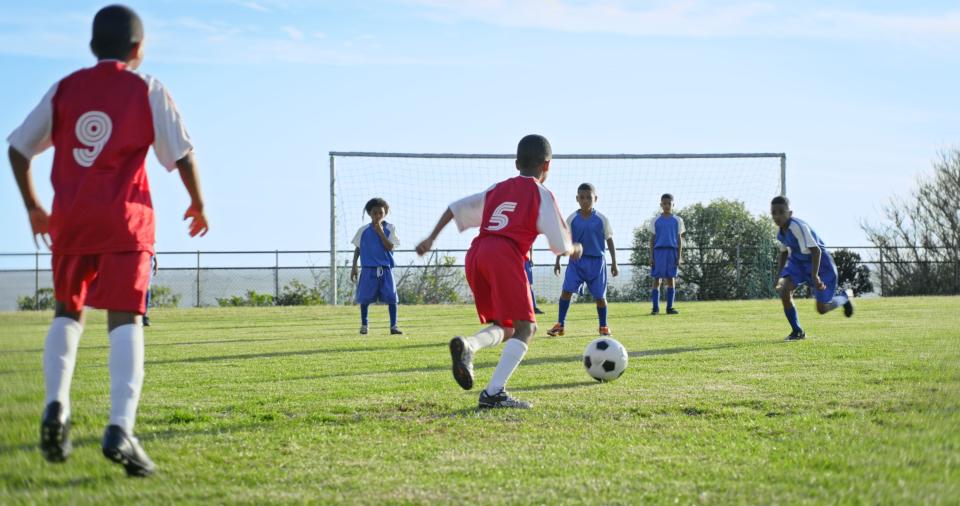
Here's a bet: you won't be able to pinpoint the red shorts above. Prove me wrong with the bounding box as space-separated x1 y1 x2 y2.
52 251 152 314
465 235 535 328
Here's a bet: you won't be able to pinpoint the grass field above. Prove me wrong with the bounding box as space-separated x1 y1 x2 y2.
1 297 958 504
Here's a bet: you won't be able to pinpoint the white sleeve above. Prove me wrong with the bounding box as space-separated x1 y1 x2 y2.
778 241 788 253
646 217 657 234
351 225 366 248
597 212 614 239
566 212 576 230
449 187 490 232
537 185 574 256
144 75 194 171
6 82 58 159
788 222 816 254
386 223 400 246
676 216 685 234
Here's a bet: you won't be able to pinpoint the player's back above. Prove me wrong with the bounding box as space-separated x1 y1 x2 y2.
476 176 544 255
779 217 831 264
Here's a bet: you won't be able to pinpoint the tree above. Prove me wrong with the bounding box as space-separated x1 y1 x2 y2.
862 148 960 295
17 288 55 310
629 198 779 301
396 252 466 304
832 249 873 295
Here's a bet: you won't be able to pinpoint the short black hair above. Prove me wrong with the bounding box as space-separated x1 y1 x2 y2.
771 195 790 207
577 183 596 193
364 197 389 214
90 5 144 60
660 193 674 201
516 134 552 171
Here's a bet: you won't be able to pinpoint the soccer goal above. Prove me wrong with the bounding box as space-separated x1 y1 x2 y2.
328 152 786 304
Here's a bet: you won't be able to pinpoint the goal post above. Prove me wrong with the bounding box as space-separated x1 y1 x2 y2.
328 151 786 304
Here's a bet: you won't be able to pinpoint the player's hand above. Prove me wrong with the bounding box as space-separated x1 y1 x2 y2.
813 275 826 291
570 243 584 260
677 256 682 268
27 206 52 250
611 264 619 277
372 219 384 232
183 204 209 237
553 263 561 276
350 266 358 282
415 238 433 256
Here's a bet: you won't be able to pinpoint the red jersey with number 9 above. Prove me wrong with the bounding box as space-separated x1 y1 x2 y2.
7 60 194 255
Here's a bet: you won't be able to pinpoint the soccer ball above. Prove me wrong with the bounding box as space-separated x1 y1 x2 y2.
582 338 628 382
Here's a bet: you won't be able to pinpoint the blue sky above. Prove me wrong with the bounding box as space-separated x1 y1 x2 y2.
1 0 958 257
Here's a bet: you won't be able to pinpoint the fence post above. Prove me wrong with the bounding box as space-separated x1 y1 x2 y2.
735 245 741 294
35 251 40 310
195 250 201 308
878 249 885 296
329 155 338 305
274 249 280 303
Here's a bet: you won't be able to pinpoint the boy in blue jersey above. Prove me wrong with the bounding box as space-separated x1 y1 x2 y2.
771 196 854 340
547 183 618 336
351 198 403 335
649 194 684 315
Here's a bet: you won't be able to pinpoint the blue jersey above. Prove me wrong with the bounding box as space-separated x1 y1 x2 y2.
566 210 612 257
777 217 833 268
648 214 685 249
352 221 400 268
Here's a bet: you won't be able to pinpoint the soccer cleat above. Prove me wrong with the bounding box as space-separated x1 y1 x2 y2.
359 325 368 335
448 337 474 390
785 329 806 341
390 326 404 335
546 323 565 337
843 289 855 318
666 308 679 315
598 326 611 336
40 401 72 463
533 307 545 315
650 309 659 315
102 425 156 477
478 388 532 409
142 316 151 327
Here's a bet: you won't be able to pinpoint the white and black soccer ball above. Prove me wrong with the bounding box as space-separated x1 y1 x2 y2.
582 338 628 382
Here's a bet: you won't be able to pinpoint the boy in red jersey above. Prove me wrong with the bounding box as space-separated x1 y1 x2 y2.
7 5 208 477
416 135 582 409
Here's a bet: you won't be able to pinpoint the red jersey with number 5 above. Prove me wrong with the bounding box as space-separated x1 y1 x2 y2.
7 60 194 255
449 175 573 256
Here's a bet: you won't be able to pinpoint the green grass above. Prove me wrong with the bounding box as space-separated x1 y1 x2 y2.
1 297 959 504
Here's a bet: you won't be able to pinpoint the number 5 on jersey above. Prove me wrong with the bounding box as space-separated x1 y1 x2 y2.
486 201 517 231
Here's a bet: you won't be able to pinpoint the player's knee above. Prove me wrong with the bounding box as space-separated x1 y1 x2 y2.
54 302 83 323
596 298 607 307
560 291 573 300
816 303 829 315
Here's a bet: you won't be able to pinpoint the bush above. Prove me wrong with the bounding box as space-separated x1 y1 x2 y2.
148 285 182 308
217 290 275 307
275 279 325 306
396 253 466 304
17 288 55 311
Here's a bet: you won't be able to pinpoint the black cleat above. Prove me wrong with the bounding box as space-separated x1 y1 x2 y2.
650 309 660 315
142 316 151 327
666 308 679 315
102 425 156 477
533 307 545 315
390 326 404 335
478 388 532 409
842 289 855 318
40 401 72 463
785 329 806 341
448 336 474 390
359 325 368 335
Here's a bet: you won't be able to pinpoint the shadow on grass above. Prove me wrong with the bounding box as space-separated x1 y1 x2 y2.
148 340 444 366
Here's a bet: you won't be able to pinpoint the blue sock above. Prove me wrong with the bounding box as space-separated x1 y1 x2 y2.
558 298 571 325
597 304 608 327
784 306 801 332
388 303 398 327
651 289 660 311
360 304 369 326
666 287 676 309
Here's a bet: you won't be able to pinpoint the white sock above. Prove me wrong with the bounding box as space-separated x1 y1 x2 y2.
832 293 849 306
465 325 505 352
43 317 83 421
485 338 528 395
108 324 145 433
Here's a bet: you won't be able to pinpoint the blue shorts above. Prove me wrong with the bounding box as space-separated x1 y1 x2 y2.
524 259 534 284
651 248 678 279
780 259 838 304
562 256 607 299
356 266 398 304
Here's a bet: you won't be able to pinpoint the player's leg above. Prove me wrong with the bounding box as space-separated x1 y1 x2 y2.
665 277 678 315
814 267 853 317
451 245 494 390
480 319 534 409
776 275 805 340
526 260 544 314
356 268 376 334
549 290 573 336
90 252 155 476
650 278 661 314
585 257 610 334
381 268 402 334
41 254 94 463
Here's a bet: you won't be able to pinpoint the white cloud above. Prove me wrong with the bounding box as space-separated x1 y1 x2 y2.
239 1 272 13
281 25 305 40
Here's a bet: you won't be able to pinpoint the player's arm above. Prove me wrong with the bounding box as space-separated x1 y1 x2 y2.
553 254 562 276
175 153 208 237
417 189 487 256
808 245 826 290
416 208 454 256
649 233 656 267
677 233 683 267
372 222 394 251
537 187 581 258
776 250 788 272
8 146 51 249
351 247 360 281
607 237 619 276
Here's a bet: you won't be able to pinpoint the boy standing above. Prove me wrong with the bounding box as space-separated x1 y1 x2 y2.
8 5 208 476
416 134 581 409
771 196 854 340
546 183 618 336
649 194 684 315
351 197 402 335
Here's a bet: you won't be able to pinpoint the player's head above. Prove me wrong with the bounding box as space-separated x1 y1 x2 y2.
576 183 597 211
90 5 145 68
660 193 674 214
515 134 552 182
364 197 389 221
770 195 792 227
